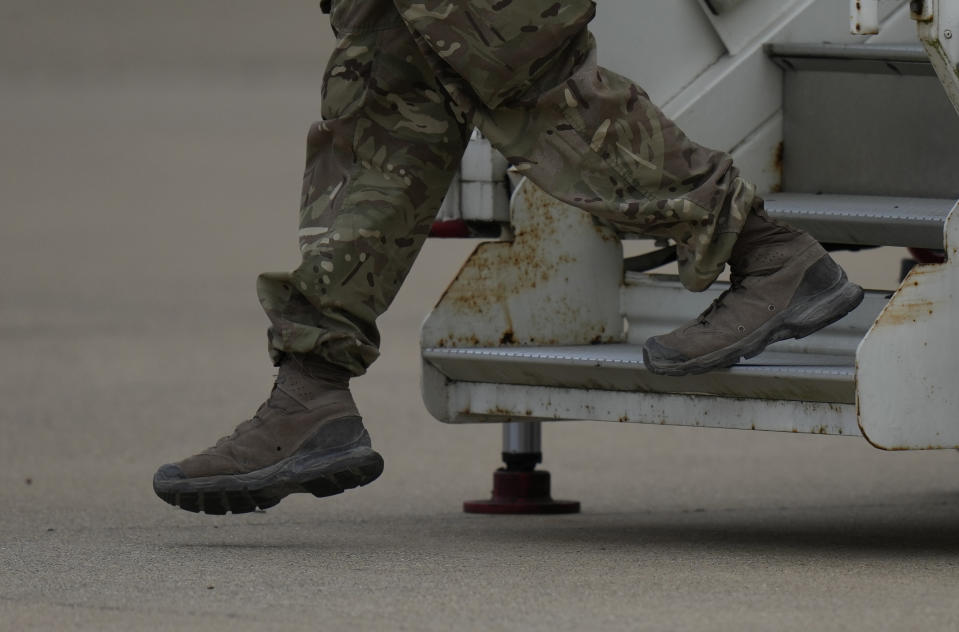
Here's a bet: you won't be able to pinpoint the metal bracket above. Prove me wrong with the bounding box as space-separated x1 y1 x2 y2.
420 177 624 351
851 0 880 35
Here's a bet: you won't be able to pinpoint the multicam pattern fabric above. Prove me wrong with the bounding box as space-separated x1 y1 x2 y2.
258 0 760 375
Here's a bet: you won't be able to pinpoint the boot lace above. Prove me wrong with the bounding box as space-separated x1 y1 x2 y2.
697 274 746 326
207 376 282 450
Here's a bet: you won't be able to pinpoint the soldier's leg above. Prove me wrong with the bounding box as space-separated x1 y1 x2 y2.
154 1 471 514
394 0 751 291
257 1 472 376
395 0 862 374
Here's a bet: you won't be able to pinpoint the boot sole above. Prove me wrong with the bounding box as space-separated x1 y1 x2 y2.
153 443 384 515
643 276 865 377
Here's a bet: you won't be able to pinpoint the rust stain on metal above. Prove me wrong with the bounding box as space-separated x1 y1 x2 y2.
878 299 937 326
769 141 784 193
441 203 568 324
431 242 503 311
434 333 481 348
484 406 517 420
427 180 621 348
883 444 951 451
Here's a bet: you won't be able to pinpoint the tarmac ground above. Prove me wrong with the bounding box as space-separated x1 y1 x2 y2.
2 2 959 630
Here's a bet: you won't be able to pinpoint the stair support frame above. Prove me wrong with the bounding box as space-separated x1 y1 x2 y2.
913 0 959 117
856 201 959 450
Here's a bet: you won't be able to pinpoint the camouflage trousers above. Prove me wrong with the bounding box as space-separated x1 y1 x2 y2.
258 0 760 376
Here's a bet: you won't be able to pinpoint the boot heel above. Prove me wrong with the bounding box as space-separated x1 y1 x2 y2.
301 451 384 498
793 282 864 339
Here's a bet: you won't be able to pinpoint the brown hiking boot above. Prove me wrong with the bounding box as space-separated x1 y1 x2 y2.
643 211 864 376
153 356 383 514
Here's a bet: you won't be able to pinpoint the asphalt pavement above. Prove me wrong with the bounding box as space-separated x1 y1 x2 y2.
2 2 958 630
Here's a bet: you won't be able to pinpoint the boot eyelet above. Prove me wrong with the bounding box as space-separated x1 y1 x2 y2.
768 304 776 311
276 446 282 452
737 325 746 333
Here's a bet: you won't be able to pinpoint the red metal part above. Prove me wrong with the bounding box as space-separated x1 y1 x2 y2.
429 219 471 238
463 469 580 514
907 247 947 265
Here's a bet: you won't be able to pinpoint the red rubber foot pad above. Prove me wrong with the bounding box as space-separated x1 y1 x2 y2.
463 469 580 514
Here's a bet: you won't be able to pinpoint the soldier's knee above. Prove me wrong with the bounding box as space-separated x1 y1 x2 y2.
328 0 404 35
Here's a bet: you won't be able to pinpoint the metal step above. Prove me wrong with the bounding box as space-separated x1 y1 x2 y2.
767 43 932 75
769 42 959 198
423 375 863 436
424 276 890 407
424 344 856 404
421 282 887 437
764 193 954 249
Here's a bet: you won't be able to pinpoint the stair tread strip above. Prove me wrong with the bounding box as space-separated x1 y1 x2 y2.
764 193 954 248
765 43 933 76
766 43 928 63
423 344 856 404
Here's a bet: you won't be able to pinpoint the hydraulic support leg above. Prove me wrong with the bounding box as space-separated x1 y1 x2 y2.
463 422 580 514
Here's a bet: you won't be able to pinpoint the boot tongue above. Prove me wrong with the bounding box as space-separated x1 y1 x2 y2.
697 274 745 325
273 357 353 410
729 211 805 277
282 354 351 388
264 382 310 413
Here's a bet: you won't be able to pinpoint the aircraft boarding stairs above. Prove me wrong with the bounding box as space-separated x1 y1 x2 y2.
421 0 959 512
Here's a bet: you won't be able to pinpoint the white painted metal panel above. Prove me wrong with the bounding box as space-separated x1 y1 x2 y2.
422 179 624 349
422 364 861 436
857 201 959 450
